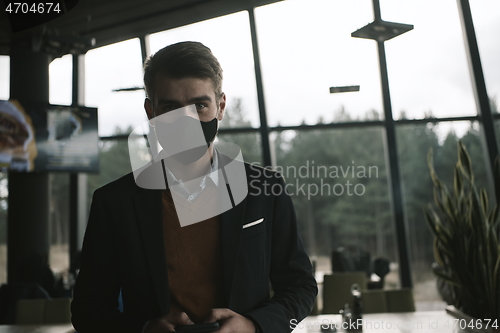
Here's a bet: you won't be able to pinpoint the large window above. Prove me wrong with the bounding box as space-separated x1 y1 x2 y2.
0 56 9 100
255 0 382 126
470 0 500 109
85 38 146 137
273 126 394 256
49 54 72 106
382 0 477 119
87 139 133 208
0 56 7 284
253 0 498 311
48 173 70 277
46 54 74 278
271 126 398 307
396 121 490 311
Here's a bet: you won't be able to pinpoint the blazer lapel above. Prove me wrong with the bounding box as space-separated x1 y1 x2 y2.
134 188 169 314
220 195 247 307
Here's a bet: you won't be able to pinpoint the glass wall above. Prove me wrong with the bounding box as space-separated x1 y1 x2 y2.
85 38 146 137
272 127 397 298
49 54 73 106
497 120 500 149
381 0 477 119
218 97 262 165
470 0 500 109
252 0 497 311
0 56 9 100
47 53 73 280
396 120 490 311
48 173 70 277
87 139 133 208
255 0 383 126
0 56 8 284
217 132 262 166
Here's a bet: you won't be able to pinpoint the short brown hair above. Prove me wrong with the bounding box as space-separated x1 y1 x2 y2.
143 41 223 100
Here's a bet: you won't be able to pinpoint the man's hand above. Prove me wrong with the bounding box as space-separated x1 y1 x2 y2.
143 312 194 333
205 308 257 333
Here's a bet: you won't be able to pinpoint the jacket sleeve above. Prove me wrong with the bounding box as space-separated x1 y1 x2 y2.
245 175 318 332
71 189 147 333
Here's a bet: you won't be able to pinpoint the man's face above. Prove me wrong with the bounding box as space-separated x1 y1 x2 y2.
144 75 226 122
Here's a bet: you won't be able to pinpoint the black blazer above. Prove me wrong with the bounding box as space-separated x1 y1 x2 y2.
71 159 317 333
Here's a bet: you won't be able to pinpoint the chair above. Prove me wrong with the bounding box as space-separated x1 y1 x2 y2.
322 272 367 314
385 288 415 312
44 298 72 323
361 289 387 313
16 299 46 324
353 289 415 314
16 298 72 324
0 282 50 324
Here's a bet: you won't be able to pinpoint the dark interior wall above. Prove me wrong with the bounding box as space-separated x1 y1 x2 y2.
7 38 51 283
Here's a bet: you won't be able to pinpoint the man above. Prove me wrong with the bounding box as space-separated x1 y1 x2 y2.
71 41 317 333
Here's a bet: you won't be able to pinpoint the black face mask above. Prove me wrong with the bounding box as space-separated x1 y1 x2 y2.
201 117 219 145
155 116 219 165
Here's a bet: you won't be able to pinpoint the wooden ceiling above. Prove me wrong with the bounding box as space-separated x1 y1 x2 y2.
0 0 282 55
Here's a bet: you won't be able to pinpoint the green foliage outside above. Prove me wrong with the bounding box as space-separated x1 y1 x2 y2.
218 98 262 165
87 127 135 208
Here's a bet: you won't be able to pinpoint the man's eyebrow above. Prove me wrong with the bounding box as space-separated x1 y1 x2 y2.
189 95 212 103
156 95 212 105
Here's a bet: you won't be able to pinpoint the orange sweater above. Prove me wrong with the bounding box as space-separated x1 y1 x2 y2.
162 188 226 323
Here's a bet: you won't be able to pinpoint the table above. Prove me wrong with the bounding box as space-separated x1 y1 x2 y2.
292 311 471 332
0 325 74 333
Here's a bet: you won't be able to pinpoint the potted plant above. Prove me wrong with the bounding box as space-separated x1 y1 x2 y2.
425 141 499 324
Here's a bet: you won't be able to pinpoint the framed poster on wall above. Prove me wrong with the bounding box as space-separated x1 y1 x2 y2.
0 100 98 172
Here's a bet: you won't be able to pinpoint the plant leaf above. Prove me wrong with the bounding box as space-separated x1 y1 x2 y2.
457 140 474 183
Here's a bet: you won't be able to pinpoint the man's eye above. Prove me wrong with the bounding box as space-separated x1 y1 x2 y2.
195 103 207 111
